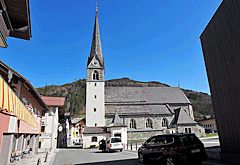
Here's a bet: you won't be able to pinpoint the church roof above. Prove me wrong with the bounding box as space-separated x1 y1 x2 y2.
87 9 104 67
83 127 108 134
108 112 127 127
173 108 196 125
105 87 190 104
106 104 173 115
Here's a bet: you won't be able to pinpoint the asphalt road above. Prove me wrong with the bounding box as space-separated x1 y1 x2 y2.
52 147 229 165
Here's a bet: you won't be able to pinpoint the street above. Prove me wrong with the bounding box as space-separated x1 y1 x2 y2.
52 136 233 165
53 147 229 165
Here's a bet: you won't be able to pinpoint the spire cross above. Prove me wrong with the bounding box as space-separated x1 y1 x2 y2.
96 2 98 11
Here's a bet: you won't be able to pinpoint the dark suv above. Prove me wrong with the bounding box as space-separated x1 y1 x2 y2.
138 133 208 165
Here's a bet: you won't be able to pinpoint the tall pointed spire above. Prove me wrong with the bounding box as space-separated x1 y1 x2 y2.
89 6 104 66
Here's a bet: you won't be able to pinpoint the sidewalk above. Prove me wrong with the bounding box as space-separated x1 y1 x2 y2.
9 148 56 165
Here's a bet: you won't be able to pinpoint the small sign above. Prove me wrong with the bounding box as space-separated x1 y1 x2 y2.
25 105 33 113
59 126 63 132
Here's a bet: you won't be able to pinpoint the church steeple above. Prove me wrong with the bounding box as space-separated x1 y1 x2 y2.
88 7 104 67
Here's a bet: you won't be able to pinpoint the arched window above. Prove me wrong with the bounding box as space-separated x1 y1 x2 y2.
162 118 169 128
129 118 136 129
93 70 99 80
146 118 153 129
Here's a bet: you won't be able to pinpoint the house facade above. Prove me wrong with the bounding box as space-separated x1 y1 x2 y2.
0 61 48 164
39 96 65 149
196 115 217 133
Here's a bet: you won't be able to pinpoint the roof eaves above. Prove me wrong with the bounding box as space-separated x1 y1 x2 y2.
0 60 48 110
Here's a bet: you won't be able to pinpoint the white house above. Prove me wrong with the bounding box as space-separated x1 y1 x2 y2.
40 96 65 149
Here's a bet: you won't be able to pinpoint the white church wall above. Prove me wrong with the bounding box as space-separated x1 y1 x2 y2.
82 134 107 148
86 82 105 127
108 127 127 145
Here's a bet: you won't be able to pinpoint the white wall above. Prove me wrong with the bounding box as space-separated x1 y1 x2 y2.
108 127 127 145
86 81 105 127
82 134 107 148
40 106 59 149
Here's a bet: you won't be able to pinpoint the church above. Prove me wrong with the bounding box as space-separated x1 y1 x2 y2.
82 8 205 148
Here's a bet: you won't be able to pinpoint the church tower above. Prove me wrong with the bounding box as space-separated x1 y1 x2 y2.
86 7 105 127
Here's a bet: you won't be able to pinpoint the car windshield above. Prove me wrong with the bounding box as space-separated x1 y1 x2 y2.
179 135 202 146
111 138 121 143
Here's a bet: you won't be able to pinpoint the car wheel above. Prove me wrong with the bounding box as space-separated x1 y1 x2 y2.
139 153 145 163
166 156 175 165
120 149 123 152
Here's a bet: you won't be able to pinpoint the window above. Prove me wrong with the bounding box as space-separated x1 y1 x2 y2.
111 138 121 143
92 136 97 142
155 136 174 145
146 118 153 129
93 70 99 80
41 126 45 132
94 83 97 86
185 128 192 133
94 95 97 98
162 118 169 128
95 123 97 127
114 133 121 137
94 108 96 112
129 118 136 129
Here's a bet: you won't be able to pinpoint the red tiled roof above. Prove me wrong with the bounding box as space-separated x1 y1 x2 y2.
41 96 65 106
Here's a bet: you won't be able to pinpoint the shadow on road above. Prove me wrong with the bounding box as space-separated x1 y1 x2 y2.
74 158 155 165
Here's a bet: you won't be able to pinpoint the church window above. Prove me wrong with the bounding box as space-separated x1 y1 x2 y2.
92 136 97 142
94 108 96 112
93 70 99 80
162 118 169 128
185 128 192 133
129 118 136 129
146 118 153 129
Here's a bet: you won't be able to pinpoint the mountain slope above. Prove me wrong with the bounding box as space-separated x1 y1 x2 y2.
36 78 213 118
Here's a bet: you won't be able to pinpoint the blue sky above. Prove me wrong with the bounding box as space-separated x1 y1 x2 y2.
1 0 223 94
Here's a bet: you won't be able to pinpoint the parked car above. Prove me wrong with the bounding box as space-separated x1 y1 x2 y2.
138 133 208 165
106 137 123 152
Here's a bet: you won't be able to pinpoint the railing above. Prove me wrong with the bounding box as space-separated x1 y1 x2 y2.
125 141 144 151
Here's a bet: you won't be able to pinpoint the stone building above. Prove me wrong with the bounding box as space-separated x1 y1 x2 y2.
83 7 205 148
105 87 204 140
200 0 240 157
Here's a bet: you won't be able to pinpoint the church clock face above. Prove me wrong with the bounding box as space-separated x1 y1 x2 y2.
93 61 98 66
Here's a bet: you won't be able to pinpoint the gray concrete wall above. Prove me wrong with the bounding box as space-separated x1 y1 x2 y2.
16 134 24 151
127 130 164 140
0 134 14 164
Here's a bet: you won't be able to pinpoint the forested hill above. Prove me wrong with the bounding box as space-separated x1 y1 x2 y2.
36 78 213 118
